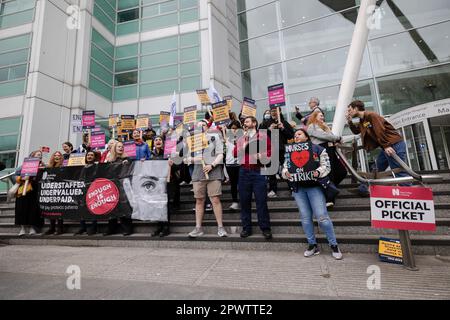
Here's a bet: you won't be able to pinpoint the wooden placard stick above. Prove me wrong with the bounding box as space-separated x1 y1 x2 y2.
22 176 29 196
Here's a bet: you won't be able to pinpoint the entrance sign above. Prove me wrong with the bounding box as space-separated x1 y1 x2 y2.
370 185 435 231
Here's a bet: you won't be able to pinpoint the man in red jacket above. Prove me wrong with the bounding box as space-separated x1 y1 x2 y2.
234 116 272 239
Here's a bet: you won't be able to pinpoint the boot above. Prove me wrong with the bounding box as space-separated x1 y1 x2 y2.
55 219 64 235
159 225 170 237
44 220 56 235
152 224 163 237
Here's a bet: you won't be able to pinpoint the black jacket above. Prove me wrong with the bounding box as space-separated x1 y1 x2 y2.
259 116 294 162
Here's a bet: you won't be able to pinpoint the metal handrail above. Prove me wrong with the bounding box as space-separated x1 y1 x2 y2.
335 146 443 185
0 172 16 182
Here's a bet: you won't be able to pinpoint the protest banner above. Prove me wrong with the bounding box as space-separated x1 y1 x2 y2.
108 114 120 128
241 97 257 118
159 111 171 131
164 136 177 159
90 131 106 149
196 89 211 106
123 141 137 159
40 146 50 154
187 132 208 154
212 100 231 126
82 110 96 129
72 114 83 133
268 83 286 109
67 153 86 167
21 157 41 178
284 142 320 182
39 161 169 221
370 185 436 231
378 237 403 264
223 95 233 113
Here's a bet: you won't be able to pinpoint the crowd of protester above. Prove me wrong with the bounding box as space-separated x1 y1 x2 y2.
9 98 413 260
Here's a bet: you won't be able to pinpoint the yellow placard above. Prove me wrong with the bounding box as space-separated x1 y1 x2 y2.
242 103 257 118
224 96 233 113
379 240 403 258
196 89 211 105
121 116 135 131
67 154 86 166
187 133 208 153
108 115 120 128
183 106 197 124
212 102 230 125
159 112 171 125
136 117 149 130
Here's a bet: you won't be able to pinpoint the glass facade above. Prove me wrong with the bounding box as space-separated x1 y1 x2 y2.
88 29 114 100
0 33 31 98
0 0 35 30
0 116 21 169
238 0 450 121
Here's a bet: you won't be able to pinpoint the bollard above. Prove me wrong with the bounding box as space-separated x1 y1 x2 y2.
398 230 419 271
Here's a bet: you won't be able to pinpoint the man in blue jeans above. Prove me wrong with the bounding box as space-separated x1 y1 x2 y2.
346 100 410 194
234 116 272 240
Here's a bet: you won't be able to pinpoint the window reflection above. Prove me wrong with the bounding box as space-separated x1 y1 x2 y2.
242 63 283 99
240 32 281 70
238 3 278 40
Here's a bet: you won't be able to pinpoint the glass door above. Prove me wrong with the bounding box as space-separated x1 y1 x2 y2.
403 122 433 171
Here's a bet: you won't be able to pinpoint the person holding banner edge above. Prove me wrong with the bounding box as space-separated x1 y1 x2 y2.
282 129 342 259
44 151 65 235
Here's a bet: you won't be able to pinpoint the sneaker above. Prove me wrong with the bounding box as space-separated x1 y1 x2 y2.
267 191 277 198
217 226 228 237
326 202 334 208
18 226 26 236
229 202 239 210
188 227 204 238
205 204 213 211
179 181 187 186
304 244 320 257
29 227 37 235
331 245 343 260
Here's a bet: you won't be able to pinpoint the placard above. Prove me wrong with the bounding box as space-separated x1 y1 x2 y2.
370 185 435 231
212 100 231 126
40 146 50 154
21 157 41 178
90 131 106 149
123 141 137 159
108 114 120 128
223 95 233 113
121 115 136 131
92 125 102 132
72 114 83 133
82 110 96 129
67 153 86 167
268 83 286 109
379 237 403 264
241 97 257 118
285 142 319 182
187 132 208 154
196 89 211 106
163 137 177 159
183 106 197 125
136 114 150 131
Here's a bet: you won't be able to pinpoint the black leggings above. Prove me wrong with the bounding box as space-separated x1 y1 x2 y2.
226 165 240 202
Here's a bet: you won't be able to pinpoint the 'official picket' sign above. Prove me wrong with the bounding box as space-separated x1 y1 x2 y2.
370 185 435 231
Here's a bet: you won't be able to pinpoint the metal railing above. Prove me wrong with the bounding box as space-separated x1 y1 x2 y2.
336 144 443 271
0 171 16 198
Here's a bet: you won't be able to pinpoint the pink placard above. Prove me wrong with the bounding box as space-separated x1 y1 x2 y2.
90 131 105 149
21 157 41 177
268 83 286 108
82 110 96 128
123 141 136 159
164 138 177 159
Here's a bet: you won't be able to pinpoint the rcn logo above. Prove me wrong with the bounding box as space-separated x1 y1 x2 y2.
392 189 400 196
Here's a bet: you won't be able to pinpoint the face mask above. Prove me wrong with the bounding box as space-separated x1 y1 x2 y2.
264 114 271 120
351 118 361 124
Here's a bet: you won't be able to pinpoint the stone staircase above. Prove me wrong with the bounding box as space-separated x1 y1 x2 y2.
0 171 449 255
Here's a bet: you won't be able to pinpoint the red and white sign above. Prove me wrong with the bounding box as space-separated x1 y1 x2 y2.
90 131 105 149
86 178 119 216
21 157 41 177
123 141 137 159
40 146 50 153
370 185 435 231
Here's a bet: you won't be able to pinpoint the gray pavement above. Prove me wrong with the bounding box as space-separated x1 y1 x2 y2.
1 244 450 300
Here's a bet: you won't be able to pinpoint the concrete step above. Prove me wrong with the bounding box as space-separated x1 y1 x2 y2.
1 218 449 236
1 233 449 256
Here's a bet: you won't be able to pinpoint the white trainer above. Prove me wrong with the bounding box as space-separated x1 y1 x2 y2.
18 226 26 236
229 202 239 210
218 227 228 237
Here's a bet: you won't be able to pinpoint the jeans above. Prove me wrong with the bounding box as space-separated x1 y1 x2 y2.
226 165 240 202
267 174 278 193
239 168 271 232
292 186 338 246
359 140 411 193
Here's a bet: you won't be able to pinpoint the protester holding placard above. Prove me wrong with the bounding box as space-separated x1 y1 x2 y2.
44 151 66 235
259 109 294 198
186 120 227 238
74 151 100 236
282 128 342 260
77 132 92 153
225 120 242 211
132 130 151 161
150 136 181 237
234 116 272 240
106 141 129 164
307 110 346 207
14 151 44 236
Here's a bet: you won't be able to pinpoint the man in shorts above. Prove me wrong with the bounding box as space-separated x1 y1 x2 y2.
187 119 228 238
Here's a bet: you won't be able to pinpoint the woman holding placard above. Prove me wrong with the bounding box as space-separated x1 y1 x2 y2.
43 151 65 235
281 129 343 260
15 151 44 236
